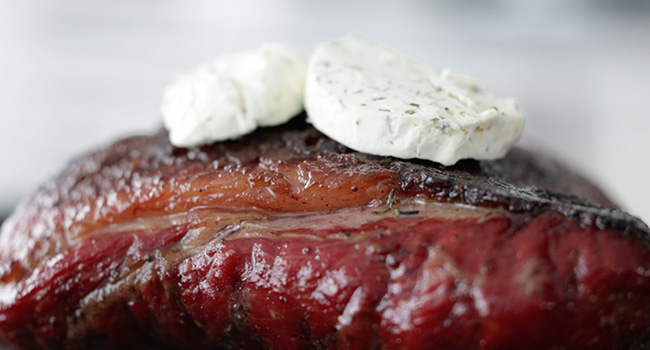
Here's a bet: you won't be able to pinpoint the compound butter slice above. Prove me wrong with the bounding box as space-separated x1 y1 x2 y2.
304 36 525 166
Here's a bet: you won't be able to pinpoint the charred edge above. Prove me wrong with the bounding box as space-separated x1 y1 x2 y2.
398 164 650 244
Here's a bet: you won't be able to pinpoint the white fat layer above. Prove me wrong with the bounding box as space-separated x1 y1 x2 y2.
304 36 525 166
161 43 307 147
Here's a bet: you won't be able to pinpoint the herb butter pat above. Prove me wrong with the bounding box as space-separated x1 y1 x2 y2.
161 44 307 147
304 36 525 166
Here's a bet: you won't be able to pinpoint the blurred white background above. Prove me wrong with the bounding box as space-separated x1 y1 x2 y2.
0 0 649 222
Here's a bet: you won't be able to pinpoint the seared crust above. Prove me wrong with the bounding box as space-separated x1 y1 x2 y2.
1 116 648 281
1 115 647 280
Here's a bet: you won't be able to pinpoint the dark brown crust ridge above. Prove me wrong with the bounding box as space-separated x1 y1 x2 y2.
394 151 649 242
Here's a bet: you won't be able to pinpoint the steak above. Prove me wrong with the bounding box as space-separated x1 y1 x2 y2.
1 117 649 349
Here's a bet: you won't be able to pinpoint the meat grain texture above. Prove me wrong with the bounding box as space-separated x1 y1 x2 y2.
1 117 649 350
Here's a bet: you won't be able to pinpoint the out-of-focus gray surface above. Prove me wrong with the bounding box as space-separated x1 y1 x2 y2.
0 0 649 222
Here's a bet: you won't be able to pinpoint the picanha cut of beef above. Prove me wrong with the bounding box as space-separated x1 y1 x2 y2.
1 117 649 349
